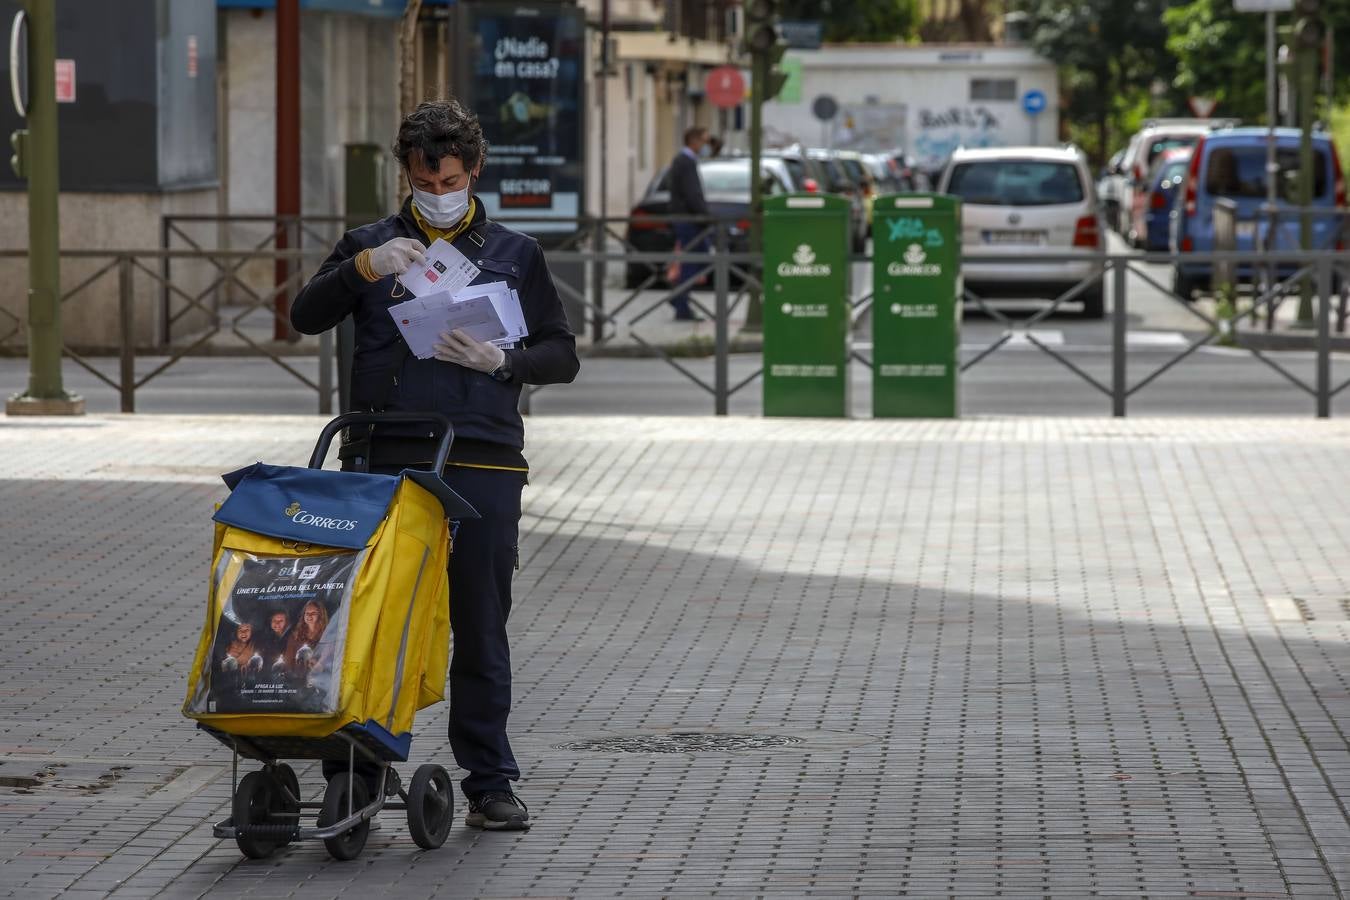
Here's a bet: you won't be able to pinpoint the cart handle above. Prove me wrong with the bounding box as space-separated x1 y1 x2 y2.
308 412 454 472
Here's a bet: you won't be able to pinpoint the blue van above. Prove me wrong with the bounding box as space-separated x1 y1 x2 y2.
1170 127 1345 299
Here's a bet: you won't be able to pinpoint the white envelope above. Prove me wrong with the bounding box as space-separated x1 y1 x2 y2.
453 281 528 344
397 238 481 298
388 293 508 359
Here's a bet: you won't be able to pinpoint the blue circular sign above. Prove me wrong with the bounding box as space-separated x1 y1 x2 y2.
1022 89 1047 116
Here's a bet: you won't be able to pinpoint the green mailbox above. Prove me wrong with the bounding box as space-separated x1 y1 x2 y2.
762 193 851 417
871 193 961 418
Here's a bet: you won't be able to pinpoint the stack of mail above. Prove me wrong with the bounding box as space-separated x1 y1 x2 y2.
387 238 528 359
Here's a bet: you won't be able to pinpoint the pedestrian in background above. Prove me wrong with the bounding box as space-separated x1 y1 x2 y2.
667 126 712 321
291 98 579 832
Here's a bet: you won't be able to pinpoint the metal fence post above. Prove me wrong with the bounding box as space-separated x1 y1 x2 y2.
1317 256 1331 418
714 221 729 416
590 218 605 345
159 216 171 347
1112 259 1127 417
119 256 135 413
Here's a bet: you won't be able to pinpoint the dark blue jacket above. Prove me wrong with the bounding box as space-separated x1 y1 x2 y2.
667 149 708 216
291 200 579 465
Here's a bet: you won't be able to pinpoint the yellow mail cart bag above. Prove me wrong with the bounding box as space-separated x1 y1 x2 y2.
182 457 477 762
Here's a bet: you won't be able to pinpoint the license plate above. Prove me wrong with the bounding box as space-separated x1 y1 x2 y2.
1236 221 1256 239
983 229 1045 245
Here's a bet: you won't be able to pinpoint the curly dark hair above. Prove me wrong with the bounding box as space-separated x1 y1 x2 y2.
393 99 489 175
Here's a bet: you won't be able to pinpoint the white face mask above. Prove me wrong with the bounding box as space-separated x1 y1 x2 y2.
409 179 471 228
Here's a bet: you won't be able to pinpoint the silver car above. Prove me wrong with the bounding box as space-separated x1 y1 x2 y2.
938 145 1106 318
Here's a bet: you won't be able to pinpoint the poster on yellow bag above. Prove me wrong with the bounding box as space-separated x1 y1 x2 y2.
186 551 359 716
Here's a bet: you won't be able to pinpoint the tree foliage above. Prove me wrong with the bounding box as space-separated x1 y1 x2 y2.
1011 0 1174 161
1166 0 1350 123
778 0 919 44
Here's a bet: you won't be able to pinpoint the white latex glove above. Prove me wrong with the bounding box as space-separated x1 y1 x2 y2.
433 329 506 374
368 237 426 277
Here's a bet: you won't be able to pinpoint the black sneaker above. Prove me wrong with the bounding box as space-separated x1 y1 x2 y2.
465 791 530 831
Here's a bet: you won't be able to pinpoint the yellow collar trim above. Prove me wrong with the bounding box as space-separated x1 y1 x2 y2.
411 197 477 245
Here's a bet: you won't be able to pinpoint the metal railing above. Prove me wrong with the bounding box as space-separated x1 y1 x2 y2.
3 213 1349 417
0 246 330 413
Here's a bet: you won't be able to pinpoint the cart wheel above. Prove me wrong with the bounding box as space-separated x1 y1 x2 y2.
406 764 454 850
233 770 284 859
270 763 300 845
271 763 300 811
318 774 370 861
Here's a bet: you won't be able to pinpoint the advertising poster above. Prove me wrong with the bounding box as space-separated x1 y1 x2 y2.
463 3 585 233
188 552 358 715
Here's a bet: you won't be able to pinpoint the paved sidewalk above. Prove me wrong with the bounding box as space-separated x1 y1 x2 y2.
1 415 1348 898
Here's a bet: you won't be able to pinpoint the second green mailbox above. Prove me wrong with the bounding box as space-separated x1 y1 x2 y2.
870 193 961 418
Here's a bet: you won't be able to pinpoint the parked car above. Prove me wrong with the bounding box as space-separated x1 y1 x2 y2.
860 152 903 194
938 145 1106 318
1170 126 1346 299
623 158 792 289
1097 148 1127 233
1118 119 1229 240
764 147 831 193
806 148 868 251
1130 147 1191 252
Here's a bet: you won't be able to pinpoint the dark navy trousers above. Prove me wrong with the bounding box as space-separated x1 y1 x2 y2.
671 221 708 317
438 464 525 796
325 462 525 798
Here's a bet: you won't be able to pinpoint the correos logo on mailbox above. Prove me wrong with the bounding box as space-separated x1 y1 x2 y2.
887 243 942 277
777 243 832 277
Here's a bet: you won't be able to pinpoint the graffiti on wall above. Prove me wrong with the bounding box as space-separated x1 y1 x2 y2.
912 105 1002 172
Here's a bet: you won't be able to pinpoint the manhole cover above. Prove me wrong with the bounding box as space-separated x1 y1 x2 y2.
554 732 804 753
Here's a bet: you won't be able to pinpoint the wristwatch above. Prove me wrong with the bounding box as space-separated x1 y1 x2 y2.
489 354 513 383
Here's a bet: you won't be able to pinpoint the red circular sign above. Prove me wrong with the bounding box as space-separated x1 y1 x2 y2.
706 66 746 109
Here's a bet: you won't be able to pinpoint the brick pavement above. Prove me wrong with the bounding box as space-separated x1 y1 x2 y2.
1 415 1348 898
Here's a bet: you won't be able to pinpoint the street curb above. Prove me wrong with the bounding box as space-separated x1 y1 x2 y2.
1234 331 1350 352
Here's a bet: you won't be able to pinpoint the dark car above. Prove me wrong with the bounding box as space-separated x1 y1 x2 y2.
1131 147 1191 252
623 158 791 289
765 148 831 193
805 149 867 250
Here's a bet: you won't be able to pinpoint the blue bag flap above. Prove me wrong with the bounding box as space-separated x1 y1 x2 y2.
215 463 400 550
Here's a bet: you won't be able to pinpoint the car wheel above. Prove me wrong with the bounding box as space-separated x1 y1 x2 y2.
1172 270 1197 302
1081 287 1105 319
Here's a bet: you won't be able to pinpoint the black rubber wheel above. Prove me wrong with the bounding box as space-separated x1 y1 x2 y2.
271 763 300 828
1172 269 1197 302
233 771 283 860
406 764 454 850
1081 287 1105 319
319 774 370 861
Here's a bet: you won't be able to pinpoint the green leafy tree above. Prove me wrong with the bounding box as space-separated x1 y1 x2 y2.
1012 0 1174 163
779 0 920 43
1165 0 1350 123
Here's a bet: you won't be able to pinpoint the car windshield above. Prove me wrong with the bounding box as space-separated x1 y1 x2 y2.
947 160 1085 206
1156 160 1189 190
1204 146 1329 200
1145 135 1200 167
697 162 753 193
839 158 869 184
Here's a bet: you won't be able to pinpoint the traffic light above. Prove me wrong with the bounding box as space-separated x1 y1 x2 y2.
744 0 788 101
